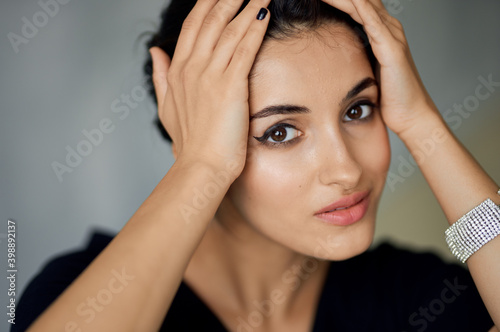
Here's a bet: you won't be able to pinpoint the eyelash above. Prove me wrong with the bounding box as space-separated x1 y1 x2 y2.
253 123 300 148
343 101 376 123
253 100 377 148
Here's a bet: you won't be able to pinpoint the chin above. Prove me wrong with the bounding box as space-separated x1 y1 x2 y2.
305 217 376 261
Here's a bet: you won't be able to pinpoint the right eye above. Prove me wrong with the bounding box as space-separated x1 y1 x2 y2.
343 102 376 122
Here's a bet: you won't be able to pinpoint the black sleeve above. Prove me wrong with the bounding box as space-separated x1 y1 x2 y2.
13 232 114 332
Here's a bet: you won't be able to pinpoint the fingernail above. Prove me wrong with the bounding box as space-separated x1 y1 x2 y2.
256 8 267 20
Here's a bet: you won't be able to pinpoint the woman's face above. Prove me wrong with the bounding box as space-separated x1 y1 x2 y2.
220 24 391 260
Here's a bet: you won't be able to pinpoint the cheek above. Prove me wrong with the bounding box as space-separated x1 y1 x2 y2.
351 119 391 182
227 147 309 221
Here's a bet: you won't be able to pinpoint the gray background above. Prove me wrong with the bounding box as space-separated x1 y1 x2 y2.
1 0 499 330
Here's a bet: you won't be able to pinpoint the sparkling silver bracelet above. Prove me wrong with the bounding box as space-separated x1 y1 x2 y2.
445 190 500 263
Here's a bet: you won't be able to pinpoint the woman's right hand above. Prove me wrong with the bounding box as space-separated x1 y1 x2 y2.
150 0 271 179
24 4 272 331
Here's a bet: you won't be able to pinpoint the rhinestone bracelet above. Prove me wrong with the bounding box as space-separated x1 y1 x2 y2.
445 190 500 263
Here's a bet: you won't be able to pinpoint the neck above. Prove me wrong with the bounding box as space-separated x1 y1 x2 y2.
184 198 330 327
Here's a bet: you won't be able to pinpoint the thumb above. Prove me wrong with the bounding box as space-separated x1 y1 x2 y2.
149 46 171 110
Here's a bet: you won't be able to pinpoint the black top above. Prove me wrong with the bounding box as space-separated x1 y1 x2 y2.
14 231 494 331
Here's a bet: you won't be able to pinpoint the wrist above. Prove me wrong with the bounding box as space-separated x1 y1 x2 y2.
394 108 457 169
397 106 446 143
174 155 241 185
143 156 237 226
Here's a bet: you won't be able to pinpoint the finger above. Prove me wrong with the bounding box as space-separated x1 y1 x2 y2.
321 0 361 23
361 0 405 40
171 0 218 63
150 46 171 110
338 0 405 45
352 0 396 47
225 7 270 77
191 0 247 61
321 0 406 52
367 0 385 10
320 0 388 24
209 0 271 71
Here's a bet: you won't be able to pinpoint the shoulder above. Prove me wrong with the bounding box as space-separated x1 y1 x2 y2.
13 231 114 332
315 241 494 332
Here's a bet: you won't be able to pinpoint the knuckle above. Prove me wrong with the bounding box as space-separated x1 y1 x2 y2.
203 10 224 26
181 16 197 33
203 1 238 27
180 64 199 83
389 16 403 30
217 0 240 14
221 24 240 41
234 45 251 58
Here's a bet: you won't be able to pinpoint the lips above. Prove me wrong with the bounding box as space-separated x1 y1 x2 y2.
314 191 371 226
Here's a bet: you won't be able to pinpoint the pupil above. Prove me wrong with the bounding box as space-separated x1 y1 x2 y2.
271 128 286 141
348 106 362 119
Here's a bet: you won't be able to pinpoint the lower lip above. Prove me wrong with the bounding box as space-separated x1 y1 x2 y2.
314 194 370 226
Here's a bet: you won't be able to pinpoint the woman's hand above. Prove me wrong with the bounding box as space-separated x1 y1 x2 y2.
322 1 500 328
150 0 270 178
321 0 439 138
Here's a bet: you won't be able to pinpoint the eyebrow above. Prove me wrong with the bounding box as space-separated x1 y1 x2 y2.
341 77 378 104
249 77 378 122
249 104 310 121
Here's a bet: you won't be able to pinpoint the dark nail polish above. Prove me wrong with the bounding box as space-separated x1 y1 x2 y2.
256 8 267 20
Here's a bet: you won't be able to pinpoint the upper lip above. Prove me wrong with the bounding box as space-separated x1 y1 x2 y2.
314 190 370 215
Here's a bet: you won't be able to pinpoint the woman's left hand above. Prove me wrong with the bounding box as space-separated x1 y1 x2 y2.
321 0 439 138
322 2 500 329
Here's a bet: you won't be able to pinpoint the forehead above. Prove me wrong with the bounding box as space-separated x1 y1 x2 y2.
249 24 373 112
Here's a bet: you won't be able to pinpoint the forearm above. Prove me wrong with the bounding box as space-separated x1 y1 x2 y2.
28 158 235 331
399 108 500 326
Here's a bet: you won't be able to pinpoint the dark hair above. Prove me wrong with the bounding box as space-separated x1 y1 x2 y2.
144 0 376 142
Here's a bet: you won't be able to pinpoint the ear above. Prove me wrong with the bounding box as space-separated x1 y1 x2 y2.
149 46 171 110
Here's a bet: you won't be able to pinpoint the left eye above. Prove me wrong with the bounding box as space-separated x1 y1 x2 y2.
343 103 374 121
266 124 300 143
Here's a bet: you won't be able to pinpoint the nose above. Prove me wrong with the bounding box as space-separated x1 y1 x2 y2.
317 133 363 190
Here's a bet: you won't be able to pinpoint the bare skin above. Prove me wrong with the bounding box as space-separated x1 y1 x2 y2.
183 26 390 331
27 0 273 331
27 0 499 331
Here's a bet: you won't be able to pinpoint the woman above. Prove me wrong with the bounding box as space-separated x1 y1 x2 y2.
16 0 500 331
